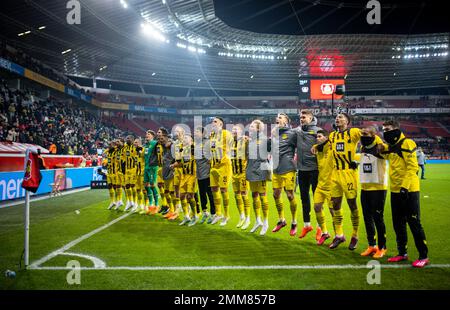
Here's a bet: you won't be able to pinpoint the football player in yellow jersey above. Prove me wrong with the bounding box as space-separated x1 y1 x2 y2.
230 124 250 228
209 117 234 225
172 126 186 215
123 135 139 212
380 120 428 268
328 113 383 250
328 113 360 249
134 138 147 214
311 130 335 245
113 138 125 210
105 140 118 210
177 135 199 226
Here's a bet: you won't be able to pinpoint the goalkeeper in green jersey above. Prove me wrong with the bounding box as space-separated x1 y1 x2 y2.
144 130 159 213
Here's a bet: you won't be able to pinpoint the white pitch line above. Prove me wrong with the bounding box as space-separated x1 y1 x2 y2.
28 212 131 269
28 264 450 271
59 252 106 268
0 187 91 209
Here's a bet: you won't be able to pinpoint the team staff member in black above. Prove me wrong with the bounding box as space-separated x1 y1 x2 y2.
194 127 216 224
295 109 322 239
359 126 389 259
380 120 429 268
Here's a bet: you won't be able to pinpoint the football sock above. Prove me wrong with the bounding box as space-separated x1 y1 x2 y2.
108 187 115 203
242 195 251 218
351 208 360 238
151 186 159 206
146 186 153 205
212 191 222 216
274 197 284 220
333 208 344 236
315 208 328 234
252 196 262 218
289 198 298 223
181 198 189 216
189 197 198 217
260 195 269 220
222 192 230 218
235 194 244 215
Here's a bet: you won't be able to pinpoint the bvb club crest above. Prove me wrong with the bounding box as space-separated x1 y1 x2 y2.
24 158 32 181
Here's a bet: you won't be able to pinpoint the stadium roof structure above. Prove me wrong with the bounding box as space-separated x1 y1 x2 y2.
0 0 449 93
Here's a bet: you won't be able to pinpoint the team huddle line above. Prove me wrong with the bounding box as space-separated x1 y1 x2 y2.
103 110 430 268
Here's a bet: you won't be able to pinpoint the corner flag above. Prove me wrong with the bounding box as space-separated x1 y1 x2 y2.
21 149 42 193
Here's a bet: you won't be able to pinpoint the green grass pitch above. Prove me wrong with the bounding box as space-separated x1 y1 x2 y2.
1 164 450 290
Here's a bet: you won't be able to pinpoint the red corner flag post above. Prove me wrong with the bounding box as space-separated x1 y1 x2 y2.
21 148 42 267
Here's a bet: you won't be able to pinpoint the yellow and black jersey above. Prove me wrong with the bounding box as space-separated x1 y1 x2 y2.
329 128 361 171
121 144 138 172
380 133 420 193
316 141 334 190
181 145 196 176
174 140 184 162
105 148 117 175
210 129 233 168
136 147 145 176
156 143 164 167
231 137 247 175
115 146 125 174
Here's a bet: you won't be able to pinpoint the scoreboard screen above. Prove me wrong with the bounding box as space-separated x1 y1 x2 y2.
298 78 310 99
310 79 345 100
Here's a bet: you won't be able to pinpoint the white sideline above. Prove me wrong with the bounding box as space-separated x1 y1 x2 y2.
27 264 450 271
0 187 91 209
28 212 131 269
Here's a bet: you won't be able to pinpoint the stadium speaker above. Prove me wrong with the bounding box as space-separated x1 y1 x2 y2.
335 84 345 95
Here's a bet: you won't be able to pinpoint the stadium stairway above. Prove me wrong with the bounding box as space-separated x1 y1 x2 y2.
133 118 163 132
107 117 145 136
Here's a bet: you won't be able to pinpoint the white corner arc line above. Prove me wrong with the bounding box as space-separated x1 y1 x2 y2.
28 264 450 271
59 252 106 268
28 212 131 269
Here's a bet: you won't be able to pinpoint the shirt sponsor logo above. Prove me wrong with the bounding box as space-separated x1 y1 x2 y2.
363 163 373 173
336 142 345 152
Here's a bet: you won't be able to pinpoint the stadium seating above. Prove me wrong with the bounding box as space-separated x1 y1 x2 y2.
0 79 125 155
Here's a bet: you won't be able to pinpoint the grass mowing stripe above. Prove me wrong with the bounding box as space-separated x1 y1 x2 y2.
29 212 131 268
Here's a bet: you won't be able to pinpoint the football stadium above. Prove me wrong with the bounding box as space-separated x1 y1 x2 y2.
0 0 449 296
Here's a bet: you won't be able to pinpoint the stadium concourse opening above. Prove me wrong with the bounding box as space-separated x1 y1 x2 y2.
0 0 449 294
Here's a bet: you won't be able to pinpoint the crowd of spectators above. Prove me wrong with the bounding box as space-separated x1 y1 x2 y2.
0 78 125 156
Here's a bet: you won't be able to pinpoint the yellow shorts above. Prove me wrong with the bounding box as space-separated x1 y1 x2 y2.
249 181 267 194
272 171 296 191
136 175 144 191
313 186 331 204
117 173 125 186
232 174 249 193
174 168 183 186
125 173 137 185
331 169 358 199
163 178 174 193
210 164 231 189
180 174 196 194
157 168 164 185
107 174 116 186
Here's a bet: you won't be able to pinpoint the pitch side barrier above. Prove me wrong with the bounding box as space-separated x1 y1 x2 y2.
0 166 104 203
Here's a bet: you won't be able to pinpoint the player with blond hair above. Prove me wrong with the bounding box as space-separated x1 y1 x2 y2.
246 119 271 235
